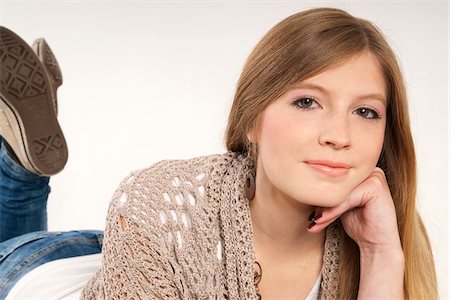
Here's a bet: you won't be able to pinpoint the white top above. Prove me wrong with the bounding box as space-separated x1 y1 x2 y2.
6 254 102 300
307 273 322 300
6 253 321 299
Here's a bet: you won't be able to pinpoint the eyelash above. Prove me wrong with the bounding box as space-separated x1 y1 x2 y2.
291 97 382 120
354 107 381 120
292 97 320 111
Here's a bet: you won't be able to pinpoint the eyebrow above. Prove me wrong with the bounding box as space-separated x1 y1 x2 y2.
292 82 387 105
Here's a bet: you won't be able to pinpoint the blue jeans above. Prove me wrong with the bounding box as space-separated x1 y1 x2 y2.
0 138 103 298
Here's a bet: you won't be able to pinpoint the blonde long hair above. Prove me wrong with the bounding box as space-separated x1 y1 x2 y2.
225 8 437 299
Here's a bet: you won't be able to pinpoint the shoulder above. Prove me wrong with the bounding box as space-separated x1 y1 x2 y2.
116 152 235 196
105 152 241 232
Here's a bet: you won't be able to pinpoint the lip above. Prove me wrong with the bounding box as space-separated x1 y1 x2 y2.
304 160 350 177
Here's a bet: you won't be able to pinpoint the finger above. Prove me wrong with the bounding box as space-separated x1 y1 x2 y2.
307 167 388 233
372 167 390 189
306 206 349 233
307 191 364 231
307 213 341 233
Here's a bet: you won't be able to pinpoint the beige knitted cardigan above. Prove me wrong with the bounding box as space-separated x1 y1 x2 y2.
81 152 340 299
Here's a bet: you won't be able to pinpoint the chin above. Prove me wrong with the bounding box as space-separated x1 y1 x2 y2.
301 196 346 208
288 187 349 208
286 174 365 208
312 197 346 208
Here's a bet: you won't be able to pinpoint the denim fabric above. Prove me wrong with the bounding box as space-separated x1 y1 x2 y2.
0 139 50 242
0 230 103 299
0 138 104 298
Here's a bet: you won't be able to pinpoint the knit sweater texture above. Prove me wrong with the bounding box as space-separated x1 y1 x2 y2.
81 152 340 299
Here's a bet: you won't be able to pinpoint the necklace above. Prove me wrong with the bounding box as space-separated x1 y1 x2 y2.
254 261 262 299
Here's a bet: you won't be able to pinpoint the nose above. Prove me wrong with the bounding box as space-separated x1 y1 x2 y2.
318 114 351 150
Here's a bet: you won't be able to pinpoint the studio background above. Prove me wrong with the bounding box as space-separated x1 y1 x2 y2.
1 1 448 297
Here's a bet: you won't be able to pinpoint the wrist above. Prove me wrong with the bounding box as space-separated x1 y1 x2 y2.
359 245 404 263
358 247 405 299
360 248 405 278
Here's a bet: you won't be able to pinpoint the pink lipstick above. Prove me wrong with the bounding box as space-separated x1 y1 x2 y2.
305 160 350 177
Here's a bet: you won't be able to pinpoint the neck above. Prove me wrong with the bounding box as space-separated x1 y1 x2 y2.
249 171 326 257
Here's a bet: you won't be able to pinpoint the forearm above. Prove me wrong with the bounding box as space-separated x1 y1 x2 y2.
358 248 405 299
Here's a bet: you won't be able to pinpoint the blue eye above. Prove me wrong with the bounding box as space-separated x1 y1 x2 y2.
354 107 380 120
293 97 320 110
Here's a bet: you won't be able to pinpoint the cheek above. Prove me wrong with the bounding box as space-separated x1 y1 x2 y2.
257 110 291 155
257 108 316 156
351 124 385 184
355 124 385 167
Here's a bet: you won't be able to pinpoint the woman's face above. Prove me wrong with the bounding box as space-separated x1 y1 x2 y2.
249 51 387 207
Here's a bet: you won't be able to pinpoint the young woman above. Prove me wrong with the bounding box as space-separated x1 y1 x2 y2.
0 7 438 299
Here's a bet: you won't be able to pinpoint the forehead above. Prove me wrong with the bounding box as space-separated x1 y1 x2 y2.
290 51 387 102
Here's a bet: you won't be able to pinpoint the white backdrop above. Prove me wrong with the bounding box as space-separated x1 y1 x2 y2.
1 1 448 297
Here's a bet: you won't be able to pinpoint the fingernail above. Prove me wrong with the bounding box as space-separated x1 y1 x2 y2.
313 213 322 221
307 221 316 229
308 211 315 221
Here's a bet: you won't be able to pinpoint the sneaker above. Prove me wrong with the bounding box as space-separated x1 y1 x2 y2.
32 37 63 115
0 26 68 176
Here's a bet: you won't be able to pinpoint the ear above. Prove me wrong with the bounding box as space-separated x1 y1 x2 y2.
247 116 261 144
247 129 256 144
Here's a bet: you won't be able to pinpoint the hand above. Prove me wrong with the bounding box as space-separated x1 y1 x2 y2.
307 167 402 252
307 167 405 298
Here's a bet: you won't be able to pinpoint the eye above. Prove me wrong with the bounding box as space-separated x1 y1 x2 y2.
292 97 320 110
354 107 380 120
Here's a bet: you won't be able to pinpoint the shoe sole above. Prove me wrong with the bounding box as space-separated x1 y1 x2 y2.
0 27 67 175
33 38 63 88
32 38 62 115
